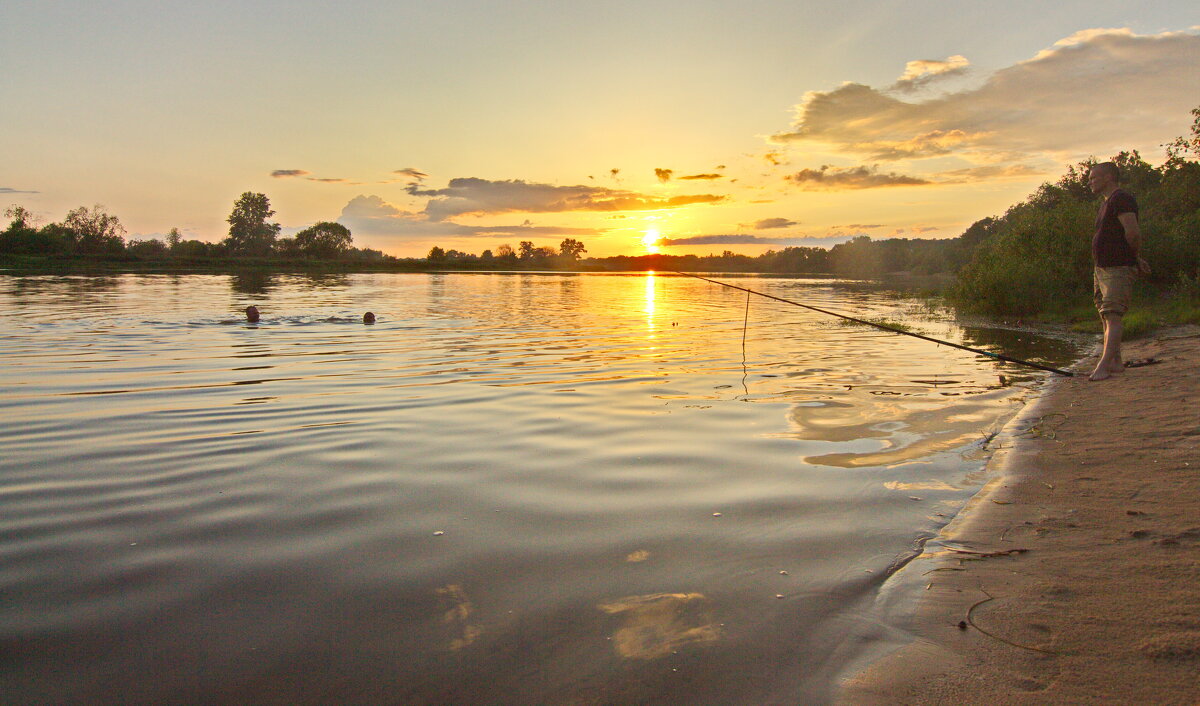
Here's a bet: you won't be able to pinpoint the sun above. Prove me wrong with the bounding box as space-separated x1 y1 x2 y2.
642 228 661 254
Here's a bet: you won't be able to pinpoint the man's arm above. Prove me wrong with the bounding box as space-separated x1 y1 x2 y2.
1118 212 1150 275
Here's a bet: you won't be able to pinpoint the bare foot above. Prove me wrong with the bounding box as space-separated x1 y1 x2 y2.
1089 367 1112 381
1108 361 1125 373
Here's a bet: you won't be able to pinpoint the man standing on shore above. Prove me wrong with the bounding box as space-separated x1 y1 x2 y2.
1087 161 1149 381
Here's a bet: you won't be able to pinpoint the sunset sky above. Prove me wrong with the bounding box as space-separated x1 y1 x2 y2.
2 1 1198 257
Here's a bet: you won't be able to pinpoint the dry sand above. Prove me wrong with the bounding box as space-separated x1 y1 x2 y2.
839 327 1200 705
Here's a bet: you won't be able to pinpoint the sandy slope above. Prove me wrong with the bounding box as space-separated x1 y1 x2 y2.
839 327 1200 705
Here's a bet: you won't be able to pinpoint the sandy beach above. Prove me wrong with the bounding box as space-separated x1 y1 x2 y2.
840 326 1200 705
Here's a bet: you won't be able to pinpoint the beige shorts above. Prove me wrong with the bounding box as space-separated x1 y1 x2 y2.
1093 266 1136 316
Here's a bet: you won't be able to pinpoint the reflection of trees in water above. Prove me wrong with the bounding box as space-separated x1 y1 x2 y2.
557 275 582 306
959 325 1081 369
299 273 350 290
427 272 446 302
5 275 124 307
229 270 276 295
67 276 123 293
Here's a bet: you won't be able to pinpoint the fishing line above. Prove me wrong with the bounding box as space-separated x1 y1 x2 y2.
740 290 750 397
670 271 1074 377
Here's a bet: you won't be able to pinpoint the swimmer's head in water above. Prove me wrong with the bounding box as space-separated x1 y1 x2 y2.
363 311 376 324
245 305 260 322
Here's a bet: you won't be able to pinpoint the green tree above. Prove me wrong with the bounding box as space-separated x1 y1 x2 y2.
1 205 43 253
165 227 182 252
428 246 446 262
4 205 36 231
294 221 353 259
174 239 213 259
224 192 280 256
1165 106 1200 161
518 241 536 260
275 236 301 259
829 235 884 278
559 238 587 260
127 238 168 258
63 204 126 254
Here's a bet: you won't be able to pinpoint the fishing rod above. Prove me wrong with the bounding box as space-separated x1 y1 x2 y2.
668 271 1074 377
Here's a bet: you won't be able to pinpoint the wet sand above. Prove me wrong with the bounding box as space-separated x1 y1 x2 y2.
840 326 1200 705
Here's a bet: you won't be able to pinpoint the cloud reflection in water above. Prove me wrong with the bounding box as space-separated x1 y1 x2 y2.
598 592 720 659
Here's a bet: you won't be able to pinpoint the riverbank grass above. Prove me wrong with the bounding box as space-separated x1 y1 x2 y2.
1055 296 1200 339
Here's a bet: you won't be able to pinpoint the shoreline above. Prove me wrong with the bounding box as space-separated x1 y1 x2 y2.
838 326 1200 704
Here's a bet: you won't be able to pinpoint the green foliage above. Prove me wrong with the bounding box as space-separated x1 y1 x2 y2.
947 109 1200 318
559 238 586 260
839 317 914 332
1121 309 1157 339
224 192 280 256
126 238 168 258
757 246 830 273
1166 301 1200 326
294 221 353 259
172 239 215 259
4 205 36 230
1 206 46 253
1164 106 1200 162
63 204 126 254
829 236 884 278
950 198 1095 316
495 244 518 264
1170 270 1200 300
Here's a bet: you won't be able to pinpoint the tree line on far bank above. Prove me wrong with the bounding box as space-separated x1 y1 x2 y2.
4 106 1198 318
1 192 391 264
0 191 591 268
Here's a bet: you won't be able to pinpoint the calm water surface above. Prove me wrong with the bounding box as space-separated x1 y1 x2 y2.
0 272 1081 704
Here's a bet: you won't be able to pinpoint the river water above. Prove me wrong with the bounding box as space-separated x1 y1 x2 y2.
0 272 1081 704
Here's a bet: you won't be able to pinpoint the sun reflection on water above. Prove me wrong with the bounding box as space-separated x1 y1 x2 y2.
644 272 657 336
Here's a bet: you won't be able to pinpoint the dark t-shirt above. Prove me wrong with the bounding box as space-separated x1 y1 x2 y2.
1092 189 1138 267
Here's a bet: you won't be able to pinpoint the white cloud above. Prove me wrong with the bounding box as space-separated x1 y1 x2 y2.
772 28 1200 166
893 55 970 92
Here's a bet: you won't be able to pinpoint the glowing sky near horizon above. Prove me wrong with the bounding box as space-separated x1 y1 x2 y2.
1 1 1198 257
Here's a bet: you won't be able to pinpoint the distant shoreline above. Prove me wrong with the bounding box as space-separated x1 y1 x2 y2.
0 254 843 277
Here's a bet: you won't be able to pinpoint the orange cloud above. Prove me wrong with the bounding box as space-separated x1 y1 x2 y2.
406 178 723 220
786 165 930 190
